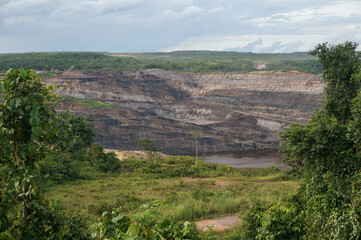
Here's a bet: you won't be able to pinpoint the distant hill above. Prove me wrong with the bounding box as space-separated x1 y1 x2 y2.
0 51 322 75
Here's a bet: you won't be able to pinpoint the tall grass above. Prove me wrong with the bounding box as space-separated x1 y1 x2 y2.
46 169 298 224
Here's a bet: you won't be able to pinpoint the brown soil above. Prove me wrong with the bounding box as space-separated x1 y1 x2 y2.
104 150 168 160
255 63 266 70
104 150 145 160
196 213 240 231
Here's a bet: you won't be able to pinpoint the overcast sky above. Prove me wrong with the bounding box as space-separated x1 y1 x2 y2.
0 0 360 53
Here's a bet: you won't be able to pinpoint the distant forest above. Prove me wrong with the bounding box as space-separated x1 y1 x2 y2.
0 51 322 76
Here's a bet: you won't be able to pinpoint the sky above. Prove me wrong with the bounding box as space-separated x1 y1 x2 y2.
0 0 360 53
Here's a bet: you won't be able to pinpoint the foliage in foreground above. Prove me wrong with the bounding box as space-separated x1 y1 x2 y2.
0 69 89 239
241 42 361 240
92 202 199 240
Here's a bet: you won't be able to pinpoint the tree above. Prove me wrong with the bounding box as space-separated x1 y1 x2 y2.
137 138 159 160
242 42 361 239
57 111 95 152
37 112 96 185
89 142 121 172
280 42 361 238
189 130 203 165
279 112 357 176
280 42 361 176
0 69 85 238
309 42 361 124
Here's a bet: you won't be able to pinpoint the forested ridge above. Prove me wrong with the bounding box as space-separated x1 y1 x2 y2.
0 51 322 75
1 42 361 239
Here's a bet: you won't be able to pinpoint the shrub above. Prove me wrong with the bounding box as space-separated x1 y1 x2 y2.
89 143 121 173
92 203 200 240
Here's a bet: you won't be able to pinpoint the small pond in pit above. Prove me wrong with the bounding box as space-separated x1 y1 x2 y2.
202 149 288 169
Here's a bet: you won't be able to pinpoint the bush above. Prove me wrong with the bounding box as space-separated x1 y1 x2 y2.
92 203 200 240
241 200 304 240
119 155 239 178
89 143 121 173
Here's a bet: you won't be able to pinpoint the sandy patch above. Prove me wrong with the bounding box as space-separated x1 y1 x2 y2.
255 63 266 70
104 150 145 160
104 149 167 160
196 213 240 231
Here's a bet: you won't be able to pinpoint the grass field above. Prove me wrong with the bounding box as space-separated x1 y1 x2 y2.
44 155 298 237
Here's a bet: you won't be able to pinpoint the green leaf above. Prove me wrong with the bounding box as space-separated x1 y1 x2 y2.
30 117 36 126
69 139 76 147
20 70 27 78
46 131 55 139
15 98 21 108
111 215 123 223
28 144 36 154
31 126 42 136
35 117 41 125
125 224 141 238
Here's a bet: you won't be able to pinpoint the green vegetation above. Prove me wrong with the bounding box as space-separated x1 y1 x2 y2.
0 69 88 239
240 42 361 239
45 156 297 239
136 138 160 160
92 204 199 240
60 96 119 108
57 111 95 152
0 52 141 72
0 51 322 74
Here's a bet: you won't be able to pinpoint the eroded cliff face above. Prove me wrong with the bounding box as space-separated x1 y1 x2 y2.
44 70 323 154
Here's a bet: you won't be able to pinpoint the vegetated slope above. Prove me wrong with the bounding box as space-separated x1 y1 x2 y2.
0 51 322 74
44 70 323 154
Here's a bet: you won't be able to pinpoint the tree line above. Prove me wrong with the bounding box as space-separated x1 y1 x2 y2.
0 51 322 74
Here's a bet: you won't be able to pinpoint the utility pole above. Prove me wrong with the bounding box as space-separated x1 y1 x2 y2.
189 130 203 165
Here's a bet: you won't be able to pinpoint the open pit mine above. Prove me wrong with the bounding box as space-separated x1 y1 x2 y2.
44 69 323 154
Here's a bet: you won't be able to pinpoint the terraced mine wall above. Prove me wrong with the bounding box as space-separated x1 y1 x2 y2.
44 70 323 154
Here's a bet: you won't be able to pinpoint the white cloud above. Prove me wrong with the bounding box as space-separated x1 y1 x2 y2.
207 5 225 15
247 2 361 27
262 0 317 3
0 0 360 53
49 0 144 19
4 16 39 25
162 34 329 53
162 5 204 20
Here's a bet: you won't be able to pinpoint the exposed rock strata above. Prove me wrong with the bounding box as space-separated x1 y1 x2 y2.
44 70 323 154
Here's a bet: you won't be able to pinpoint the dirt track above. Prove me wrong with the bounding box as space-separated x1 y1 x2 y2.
196 213 240 231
